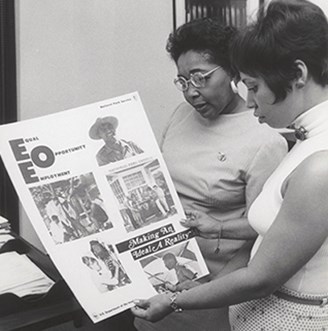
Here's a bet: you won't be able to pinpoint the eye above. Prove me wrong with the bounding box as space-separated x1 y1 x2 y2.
247 86 258 93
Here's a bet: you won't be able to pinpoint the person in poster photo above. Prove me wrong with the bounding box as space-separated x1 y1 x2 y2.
89 116 144 166
89 240 131 287
81 256 119 292
162 252 197 285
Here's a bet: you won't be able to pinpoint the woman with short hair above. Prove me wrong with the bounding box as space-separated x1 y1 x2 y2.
132 1 328 329
134 16 287 331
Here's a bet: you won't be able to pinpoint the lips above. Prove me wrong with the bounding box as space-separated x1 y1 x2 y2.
255 115 265 123
194 103 208 114
253 110 265 123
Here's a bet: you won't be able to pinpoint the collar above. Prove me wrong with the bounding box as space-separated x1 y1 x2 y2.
289 99 328 140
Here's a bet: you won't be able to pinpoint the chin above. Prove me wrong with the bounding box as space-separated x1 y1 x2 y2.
265 121 284 129
202 111 220 120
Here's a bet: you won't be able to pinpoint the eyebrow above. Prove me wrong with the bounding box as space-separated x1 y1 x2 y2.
177 68 208 77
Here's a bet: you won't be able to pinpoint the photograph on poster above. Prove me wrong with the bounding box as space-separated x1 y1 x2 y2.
88 115 144 167
29 172 113 244
139 241 201 293
80 239 132 293
106 158 177 232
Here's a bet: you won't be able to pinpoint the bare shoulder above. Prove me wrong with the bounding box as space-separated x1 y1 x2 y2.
289 150 328 193
281 151 328 233
297 150 328 176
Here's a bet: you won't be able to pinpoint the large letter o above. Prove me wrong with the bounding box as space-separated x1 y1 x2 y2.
31 145 55 168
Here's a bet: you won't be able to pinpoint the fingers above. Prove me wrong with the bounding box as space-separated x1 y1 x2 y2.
131 305 149 319
180 218 200 236
131 299 150 319
180 215 198 227
184 209 198 221
165 283 177 292
133 299 149 309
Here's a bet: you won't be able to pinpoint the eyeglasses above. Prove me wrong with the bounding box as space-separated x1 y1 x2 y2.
174 66 221 92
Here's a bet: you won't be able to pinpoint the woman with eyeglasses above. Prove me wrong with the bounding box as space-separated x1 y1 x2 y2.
132 1 328 330
134 18 287 331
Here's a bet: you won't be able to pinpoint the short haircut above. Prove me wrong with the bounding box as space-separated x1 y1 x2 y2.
231 0 328 102
166 18 237 76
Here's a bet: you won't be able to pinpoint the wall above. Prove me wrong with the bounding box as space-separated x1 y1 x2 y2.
17 0 327 250
16 0 183 250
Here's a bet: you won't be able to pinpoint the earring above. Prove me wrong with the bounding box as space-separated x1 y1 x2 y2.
230 80 238 94
296 81 305 89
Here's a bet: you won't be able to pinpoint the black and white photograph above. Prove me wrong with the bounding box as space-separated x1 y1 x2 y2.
107 158 177 232
2 0 328 329
89 115 144 167
139 241 201 294
81 239 131 293
29 173 113 244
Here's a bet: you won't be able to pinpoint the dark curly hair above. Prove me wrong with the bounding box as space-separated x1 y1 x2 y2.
166 17 237 77
231 0 328 102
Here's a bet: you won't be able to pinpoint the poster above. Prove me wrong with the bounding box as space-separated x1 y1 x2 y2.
0 92 208 323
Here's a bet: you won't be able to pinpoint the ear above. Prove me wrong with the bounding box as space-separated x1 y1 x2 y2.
293 59 308 89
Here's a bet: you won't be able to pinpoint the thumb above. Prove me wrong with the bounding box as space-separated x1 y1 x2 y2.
184 209 198 219
180 217 195 228
165 283 177 292
133 299 150 309
180 213 199 227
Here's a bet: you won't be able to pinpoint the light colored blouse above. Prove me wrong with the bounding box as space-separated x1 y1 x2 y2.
249 100 328 294
161 102 288 277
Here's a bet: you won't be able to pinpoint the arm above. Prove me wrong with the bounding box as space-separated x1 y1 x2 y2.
172 240 252 292
222 133 288 239
181 134 287 240
132 152 328 321
183 134 287 240
216 240 253 277
183 210 257 240
221 134 287 239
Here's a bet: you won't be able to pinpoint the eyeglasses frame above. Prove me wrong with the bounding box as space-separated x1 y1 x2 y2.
174 66 222 92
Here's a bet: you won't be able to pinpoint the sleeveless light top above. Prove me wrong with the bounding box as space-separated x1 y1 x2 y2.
248 100 328 294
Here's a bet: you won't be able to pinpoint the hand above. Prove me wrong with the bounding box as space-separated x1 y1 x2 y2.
131 292 173 322
181 209 222 240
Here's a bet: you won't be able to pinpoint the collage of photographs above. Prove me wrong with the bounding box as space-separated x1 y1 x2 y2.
0 93 209 322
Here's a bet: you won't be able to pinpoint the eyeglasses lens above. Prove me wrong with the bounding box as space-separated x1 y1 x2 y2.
174 70 212 91
174 78 188 91
190 73 205 88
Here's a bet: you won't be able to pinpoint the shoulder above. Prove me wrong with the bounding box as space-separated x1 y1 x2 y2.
281 151 328 230
166 102 193 125
251 121 287 146
173 101 193 115
291 150 328 190
97 145 110 159
230 112 287 149
239 118 288 158
250 122 288 156
96 145 113 164
97 144 110 154
283 151 328 204
160 102 194 148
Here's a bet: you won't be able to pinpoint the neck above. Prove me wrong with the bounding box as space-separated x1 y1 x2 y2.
221 94 247 115
295 82 328 119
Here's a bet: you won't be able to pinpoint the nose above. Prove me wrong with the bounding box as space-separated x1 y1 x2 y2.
246 92 256 109
184 83 200 99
